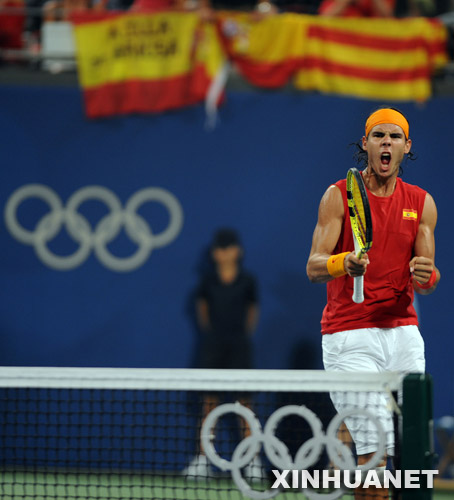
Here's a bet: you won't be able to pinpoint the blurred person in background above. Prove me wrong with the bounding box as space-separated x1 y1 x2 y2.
42 0 88 21
318 0 395 16
0 0 25 53
183 228 263 479
129 0 213 20
404 0 436 16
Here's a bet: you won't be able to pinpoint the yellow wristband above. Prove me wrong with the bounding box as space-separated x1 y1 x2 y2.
327 252 350 278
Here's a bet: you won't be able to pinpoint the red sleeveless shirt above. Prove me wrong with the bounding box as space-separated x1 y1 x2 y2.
321 177 427 334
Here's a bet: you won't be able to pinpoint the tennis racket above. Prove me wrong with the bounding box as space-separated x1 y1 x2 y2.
346 168 373 303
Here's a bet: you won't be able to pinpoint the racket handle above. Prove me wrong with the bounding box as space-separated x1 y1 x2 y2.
353 275 364 304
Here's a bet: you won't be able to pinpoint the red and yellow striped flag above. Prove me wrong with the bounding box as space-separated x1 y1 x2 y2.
295 16 448 101
217 13 448 102
72 11 225 118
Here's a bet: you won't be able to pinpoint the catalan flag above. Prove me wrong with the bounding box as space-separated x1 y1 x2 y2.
294 16 448 102
72 12 225 118
217 13 448 102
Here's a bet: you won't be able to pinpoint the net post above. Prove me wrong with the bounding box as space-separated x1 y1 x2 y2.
400 373 435 500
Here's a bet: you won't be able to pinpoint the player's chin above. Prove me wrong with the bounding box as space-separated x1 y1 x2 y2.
370 162 392 177
376 162 396 176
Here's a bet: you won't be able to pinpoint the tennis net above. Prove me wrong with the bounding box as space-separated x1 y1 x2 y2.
0 367 428 500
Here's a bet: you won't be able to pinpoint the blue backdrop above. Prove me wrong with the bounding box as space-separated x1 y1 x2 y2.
0 86 452 419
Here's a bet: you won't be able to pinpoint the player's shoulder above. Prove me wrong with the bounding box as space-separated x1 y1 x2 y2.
324 178 346 190
317 180 345 219
322 179 345 195
321 179 345 203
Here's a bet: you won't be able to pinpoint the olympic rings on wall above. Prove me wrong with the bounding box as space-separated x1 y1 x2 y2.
201 402 386 500
4 184 184 272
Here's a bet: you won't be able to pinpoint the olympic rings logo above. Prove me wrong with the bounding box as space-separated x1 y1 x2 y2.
4 184 184 272
202 403 385 500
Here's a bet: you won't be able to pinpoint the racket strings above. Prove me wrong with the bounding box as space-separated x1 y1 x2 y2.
352 182 367 245
352 208 367 246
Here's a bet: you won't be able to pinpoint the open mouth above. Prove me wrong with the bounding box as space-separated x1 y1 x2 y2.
381 152 391 166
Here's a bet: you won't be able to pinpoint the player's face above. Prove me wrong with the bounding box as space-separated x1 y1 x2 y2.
362 123 412 179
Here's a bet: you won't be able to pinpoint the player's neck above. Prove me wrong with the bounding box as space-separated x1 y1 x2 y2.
217 262 239 284
363 168 398 197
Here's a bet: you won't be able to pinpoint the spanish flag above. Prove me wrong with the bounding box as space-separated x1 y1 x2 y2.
72 11 225 118
403 209 418 220
217 13 306 88
217 13 448 102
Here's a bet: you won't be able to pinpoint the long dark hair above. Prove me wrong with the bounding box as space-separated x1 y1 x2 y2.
351 106 416 176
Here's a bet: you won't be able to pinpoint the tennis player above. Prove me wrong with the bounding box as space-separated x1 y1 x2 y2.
306 107 440 499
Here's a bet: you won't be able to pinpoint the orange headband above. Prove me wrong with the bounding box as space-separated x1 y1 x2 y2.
365 108 409 138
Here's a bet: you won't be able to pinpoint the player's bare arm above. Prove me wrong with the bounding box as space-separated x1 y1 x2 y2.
410 193 440 295
307 185 369 283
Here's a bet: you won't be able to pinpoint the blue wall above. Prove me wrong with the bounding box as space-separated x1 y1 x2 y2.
0 86 452 418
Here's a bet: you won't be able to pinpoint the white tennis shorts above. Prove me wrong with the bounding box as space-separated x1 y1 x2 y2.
322 325 425 456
